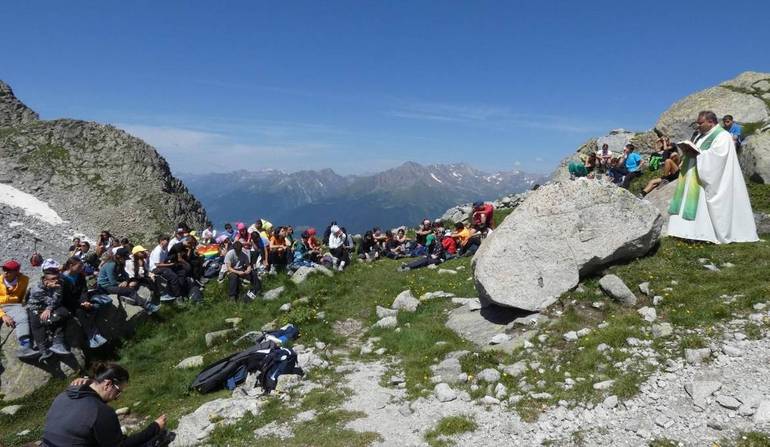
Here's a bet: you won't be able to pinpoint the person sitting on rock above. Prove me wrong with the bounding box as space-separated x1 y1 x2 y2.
246 229 269 273
95 230 113 257
225 240 261 301
0 259 36 358
472 201 496 234
222 222 236 241
68 237 81 257
72 241 99 275
268 227 290 273
451 222 481 256
43 363 170 447
168 227 187 251
149 235 183 301
97 248 160 314
201 223 216 244
722 114 743 149
609 144 644 188
234 222 250 243
61 257 107 349
27 259 71 360
124 246 160 303
328 225 350 271
640 152 681 198
597 143 613 171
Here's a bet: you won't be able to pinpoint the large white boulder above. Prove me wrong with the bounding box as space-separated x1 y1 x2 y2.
739 129 770 183
472 179 662 311
655 72 770 142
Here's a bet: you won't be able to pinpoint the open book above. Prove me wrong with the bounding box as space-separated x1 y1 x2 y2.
676 140 701 154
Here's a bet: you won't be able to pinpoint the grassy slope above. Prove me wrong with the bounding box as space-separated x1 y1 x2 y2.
2 184 770 446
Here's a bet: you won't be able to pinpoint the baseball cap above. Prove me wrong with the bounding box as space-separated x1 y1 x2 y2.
236 222 246 230
131 245 147 255
41 259 61 273
2 260 21 271
330 225 340 234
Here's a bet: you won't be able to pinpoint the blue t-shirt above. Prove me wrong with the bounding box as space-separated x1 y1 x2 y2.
625 152 642 172
727 123 743 142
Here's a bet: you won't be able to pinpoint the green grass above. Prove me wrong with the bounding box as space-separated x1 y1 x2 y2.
748 182 770 214
424 415 478 447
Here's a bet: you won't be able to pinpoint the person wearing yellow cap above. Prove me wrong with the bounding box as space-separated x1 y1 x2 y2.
124 245 160 303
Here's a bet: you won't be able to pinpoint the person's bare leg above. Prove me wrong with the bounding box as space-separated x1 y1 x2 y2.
643 178 662 194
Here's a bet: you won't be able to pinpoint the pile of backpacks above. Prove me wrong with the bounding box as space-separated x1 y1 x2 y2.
191 324 305 395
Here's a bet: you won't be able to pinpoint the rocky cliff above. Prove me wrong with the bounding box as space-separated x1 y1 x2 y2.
0 81 207 269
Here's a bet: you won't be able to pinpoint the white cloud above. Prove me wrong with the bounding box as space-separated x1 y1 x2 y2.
389 99 602 133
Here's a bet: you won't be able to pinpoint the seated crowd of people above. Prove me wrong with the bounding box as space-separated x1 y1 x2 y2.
566 114 744 197
0 203 497 368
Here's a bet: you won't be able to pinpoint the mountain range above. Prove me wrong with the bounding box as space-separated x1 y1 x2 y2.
180 162 544 232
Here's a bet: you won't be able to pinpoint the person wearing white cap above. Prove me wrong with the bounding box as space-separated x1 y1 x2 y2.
327 225 349 271
27 259 71 359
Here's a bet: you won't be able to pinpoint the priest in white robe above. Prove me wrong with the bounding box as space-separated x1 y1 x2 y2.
667 110 758 244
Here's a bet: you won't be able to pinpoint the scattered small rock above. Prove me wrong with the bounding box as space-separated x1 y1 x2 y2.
373 316 398 329
263 286 285 301
477 368 501 383
392 290 420 312
637 307 657 322
490 333 511 345
176 355 204 369
684 348 711 364
651 323 673 338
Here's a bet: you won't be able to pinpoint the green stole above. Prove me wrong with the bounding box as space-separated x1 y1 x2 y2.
668 127 725 220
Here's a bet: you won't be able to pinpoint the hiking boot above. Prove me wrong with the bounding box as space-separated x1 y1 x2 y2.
89 333 108 349
16 345 40 359
145 303 161 315
245 290 258 301
50 339 71 356
159 294 176 302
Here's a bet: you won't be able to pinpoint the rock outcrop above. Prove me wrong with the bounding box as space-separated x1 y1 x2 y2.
0 81 38 126
739 127 770 183
0 81 207 270
440 191 531 224
472 179 662 311
655 73 770 142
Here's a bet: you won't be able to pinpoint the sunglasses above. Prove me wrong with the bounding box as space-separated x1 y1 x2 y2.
111 381 122 396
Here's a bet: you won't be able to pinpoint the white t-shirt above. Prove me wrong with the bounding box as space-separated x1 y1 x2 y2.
124 258 146 279
149 245 168 271
168 237 182 250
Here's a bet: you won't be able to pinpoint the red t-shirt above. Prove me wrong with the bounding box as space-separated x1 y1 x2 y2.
442 236 457 255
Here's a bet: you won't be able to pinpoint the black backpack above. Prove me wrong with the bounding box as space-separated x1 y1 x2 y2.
190 342 272 393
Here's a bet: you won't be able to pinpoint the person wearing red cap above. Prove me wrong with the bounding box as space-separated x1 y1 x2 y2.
0 260 36 358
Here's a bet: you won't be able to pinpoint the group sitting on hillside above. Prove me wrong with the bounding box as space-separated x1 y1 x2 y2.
0 203 497 368
566 113 744 196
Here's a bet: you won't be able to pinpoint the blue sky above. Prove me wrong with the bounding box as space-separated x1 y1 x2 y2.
2 0 769 175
